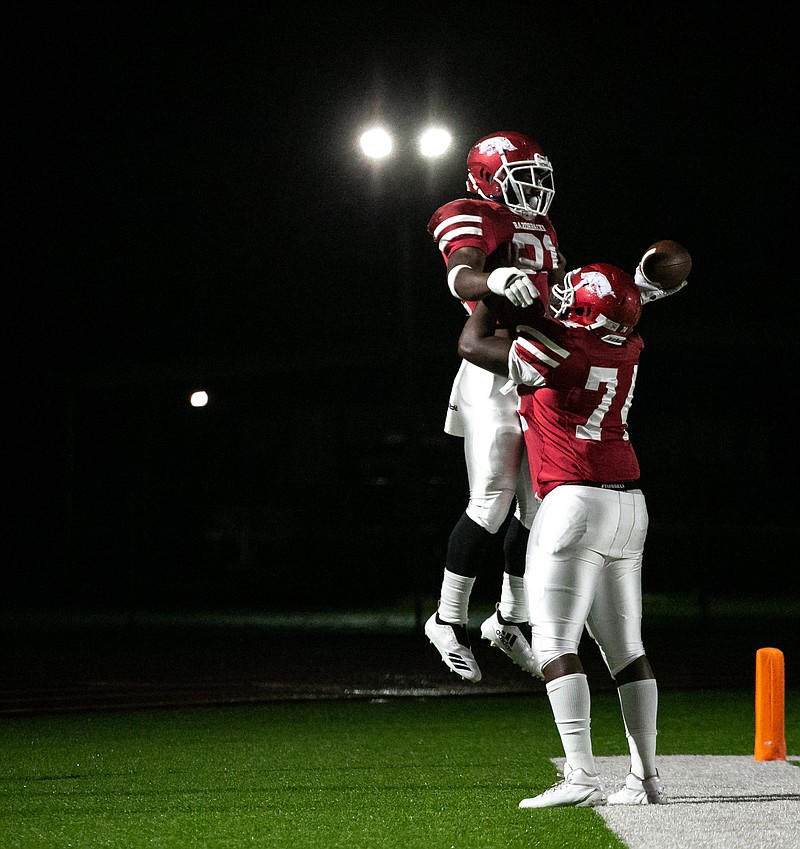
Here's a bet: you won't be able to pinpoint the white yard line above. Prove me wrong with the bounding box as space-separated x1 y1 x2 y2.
551 756 800 849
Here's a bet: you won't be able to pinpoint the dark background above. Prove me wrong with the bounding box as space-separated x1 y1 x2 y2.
5 4 797 614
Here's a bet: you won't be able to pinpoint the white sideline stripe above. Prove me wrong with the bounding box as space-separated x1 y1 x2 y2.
551 756 800 849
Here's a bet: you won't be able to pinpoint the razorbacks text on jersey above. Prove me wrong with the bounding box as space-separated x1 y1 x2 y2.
509 317 644 498
427 197 560 313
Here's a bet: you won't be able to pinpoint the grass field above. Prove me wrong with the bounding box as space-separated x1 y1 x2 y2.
2 689 798 849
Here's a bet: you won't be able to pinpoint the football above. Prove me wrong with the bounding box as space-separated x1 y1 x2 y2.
641 239 692 289
484 240 519 272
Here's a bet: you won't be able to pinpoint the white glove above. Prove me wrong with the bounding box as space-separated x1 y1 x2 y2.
634 265 688 304
486 267 539 307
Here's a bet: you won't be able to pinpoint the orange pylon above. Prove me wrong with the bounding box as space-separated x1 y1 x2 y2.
755 647 786 761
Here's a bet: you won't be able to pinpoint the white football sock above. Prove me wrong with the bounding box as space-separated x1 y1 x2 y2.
545 673 596 776
499 573 527 623
438 569 475 624
617 678 659 778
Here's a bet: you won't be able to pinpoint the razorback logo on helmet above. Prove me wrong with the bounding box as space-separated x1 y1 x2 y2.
581 270 617 300
477 136 518 156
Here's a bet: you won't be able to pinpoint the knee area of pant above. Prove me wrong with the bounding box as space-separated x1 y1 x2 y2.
466 500 512 535
608 651 648 680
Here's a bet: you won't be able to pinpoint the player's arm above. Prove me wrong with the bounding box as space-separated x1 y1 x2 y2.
457 299 514 376
447 246 538 308
460 301 556 388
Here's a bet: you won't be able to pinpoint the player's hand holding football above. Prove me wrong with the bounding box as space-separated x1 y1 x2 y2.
486 267 539 307
635 240 691 304
634 267 687 304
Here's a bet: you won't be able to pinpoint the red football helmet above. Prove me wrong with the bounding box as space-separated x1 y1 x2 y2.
549 263 642 346
466 131 555 218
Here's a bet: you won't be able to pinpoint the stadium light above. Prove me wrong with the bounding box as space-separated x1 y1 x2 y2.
359 127 393 159
359 126 452 160
418 127 452 158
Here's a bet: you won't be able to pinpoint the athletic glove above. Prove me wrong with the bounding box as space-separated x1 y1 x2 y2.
486 267 539 308
634 265 688 304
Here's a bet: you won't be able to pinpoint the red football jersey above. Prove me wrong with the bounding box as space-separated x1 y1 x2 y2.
509 317 644 498
427 197 560 313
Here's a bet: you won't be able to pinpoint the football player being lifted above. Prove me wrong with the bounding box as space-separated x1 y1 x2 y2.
459 264 668 808
425 131 562 682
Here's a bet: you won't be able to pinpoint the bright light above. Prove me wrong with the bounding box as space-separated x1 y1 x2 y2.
190 390 209 407
360 128 393 159
418 127 452 158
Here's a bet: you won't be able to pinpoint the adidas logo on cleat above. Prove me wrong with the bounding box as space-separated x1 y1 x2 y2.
480 607 539 677
447 652 473 673
496 629 518 650
424 612 482 683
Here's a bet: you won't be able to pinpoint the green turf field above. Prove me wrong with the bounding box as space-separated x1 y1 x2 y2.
2 689 798 848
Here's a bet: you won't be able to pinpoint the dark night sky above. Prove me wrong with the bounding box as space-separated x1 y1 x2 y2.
7 5 797 366
5 4 797 603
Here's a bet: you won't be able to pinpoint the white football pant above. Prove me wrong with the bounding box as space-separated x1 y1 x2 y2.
525 484 649 677
445 359 538 534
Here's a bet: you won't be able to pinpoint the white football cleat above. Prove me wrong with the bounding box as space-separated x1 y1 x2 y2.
607 772 667 805
519 765 606 809
480 606 539 677
424 612 481 683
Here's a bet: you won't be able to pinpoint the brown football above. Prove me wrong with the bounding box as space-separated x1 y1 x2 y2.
484 240 519 272
641 240 692 289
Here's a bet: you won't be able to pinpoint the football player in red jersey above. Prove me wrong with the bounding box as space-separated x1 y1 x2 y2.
424 131 563 683
459 264 667 808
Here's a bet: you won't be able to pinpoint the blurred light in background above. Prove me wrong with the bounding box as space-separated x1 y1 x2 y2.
359 126 452 160
190 390 209 407
418 127 452 158
359 127 393 159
